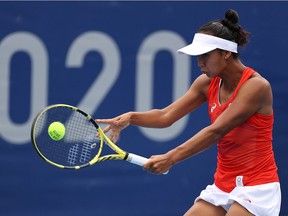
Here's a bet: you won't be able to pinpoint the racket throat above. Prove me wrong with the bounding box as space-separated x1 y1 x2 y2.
123 152 129 161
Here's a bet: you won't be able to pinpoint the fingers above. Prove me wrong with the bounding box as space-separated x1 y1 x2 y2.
143 155 170 175
102 125 111 133
144 165 165 175
95 119 120 143
95 115 130 143
109 129 120 143
95 119 115 124
96 118 122 126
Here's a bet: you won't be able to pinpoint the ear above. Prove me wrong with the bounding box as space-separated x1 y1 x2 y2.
224 51 232 60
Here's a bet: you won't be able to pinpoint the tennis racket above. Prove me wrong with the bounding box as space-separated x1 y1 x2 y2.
31 104 168 174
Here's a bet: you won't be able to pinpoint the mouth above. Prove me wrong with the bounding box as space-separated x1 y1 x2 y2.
200 67 207 73
201 71 211 77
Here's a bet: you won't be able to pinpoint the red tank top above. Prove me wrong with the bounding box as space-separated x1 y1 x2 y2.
207 67 279 192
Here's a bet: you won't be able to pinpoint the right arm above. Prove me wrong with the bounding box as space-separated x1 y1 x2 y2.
96 74 210 142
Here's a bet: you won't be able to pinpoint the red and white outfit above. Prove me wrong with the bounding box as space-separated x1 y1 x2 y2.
195 67 281 215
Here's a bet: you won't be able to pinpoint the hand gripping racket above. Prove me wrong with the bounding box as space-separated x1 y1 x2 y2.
31 104 168 174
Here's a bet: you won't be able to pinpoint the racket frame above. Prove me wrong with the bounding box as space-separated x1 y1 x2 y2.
31 104 130 169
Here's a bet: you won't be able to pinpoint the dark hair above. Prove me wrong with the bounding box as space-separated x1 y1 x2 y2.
198 9 250 58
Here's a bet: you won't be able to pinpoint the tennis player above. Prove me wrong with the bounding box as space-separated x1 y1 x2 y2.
96 9 281 215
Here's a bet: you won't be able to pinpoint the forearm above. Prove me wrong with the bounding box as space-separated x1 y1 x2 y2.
128 109 173 128
166 126 222 165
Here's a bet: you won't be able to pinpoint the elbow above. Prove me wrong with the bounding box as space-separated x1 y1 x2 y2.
213 130 224 142
162 119 174 128
155 118 174 128
209 125 229 142
158 110 175 128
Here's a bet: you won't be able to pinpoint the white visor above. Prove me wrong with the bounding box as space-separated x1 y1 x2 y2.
177 33 238 56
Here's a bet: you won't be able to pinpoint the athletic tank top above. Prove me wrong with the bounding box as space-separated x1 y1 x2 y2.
207 67 279 192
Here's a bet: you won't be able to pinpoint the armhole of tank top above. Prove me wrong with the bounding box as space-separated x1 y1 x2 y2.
218 79 222 105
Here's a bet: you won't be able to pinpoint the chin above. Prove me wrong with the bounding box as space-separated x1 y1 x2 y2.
204 73 212 78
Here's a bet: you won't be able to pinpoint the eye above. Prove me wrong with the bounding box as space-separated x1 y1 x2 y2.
199 53 209 59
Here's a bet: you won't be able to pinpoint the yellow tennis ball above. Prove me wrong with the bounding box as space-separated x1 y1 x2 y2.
48 122 65 141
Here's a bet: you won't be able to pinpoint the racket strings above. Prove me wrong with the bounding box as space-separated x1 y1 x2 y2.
33 106 101 168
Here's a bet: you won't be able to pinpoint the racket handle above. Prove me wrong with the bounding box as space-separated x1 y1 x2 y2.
127 153 169 175
127 153 149 166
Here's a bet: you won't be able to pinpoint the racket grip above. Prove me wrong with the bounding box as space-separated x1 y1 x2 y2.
127 153 169 175
127 153 149 166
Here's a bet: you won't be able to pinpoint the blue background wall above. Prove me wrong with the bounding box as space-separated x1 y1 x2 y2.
0 2 287 215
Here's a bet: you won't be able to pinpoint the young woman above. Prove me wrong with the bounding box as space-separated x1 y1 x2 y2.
96 9 281 215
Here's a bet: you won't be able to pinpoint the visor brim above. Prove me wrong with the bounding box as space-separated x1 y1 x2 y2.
177 43 216 56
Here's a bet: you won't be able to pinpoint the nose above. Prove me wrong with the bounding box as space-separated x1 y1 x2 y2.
197 56 205 67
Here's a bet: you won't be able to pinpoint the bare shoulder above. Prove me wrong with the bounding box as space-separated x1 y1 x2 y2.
246 72 272 92
251 71 271 83
191 74 212 97
173 74 211 110
239 71 273 115
195 73 212 84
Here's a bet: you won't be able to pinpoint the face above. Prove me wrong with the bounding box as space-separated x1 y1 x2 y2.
197 49 228 78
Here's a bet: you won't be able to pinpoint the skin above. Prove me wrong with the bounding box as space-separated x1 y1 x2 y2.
96 46 272 216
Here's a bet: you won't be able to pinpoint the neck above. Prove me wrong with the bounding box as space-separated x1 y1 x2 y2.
220 59 246 91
